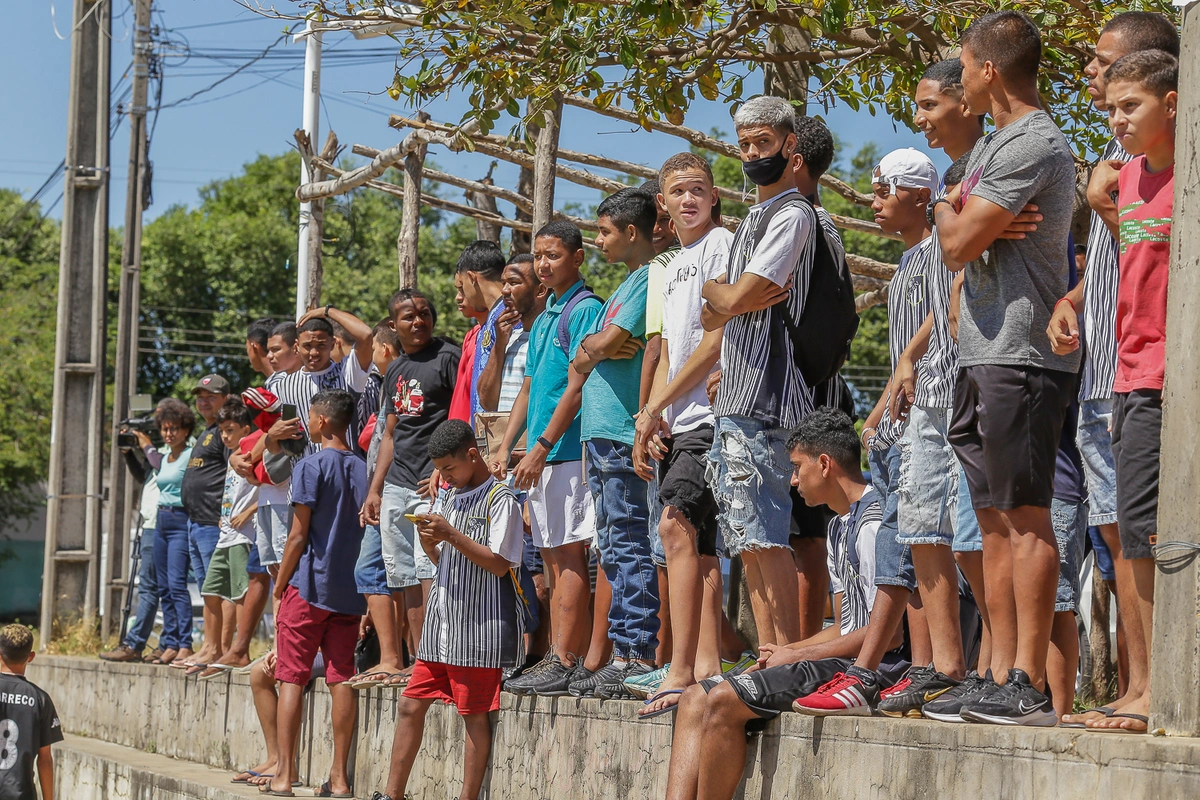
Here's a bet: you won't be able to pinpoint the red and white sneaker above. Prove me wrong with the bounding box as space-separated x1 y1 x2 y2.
791 665 881 716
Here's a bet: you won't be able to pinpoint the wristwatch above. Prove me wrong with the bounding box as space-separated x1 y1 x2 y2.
927 197 954 227
536 436 554 451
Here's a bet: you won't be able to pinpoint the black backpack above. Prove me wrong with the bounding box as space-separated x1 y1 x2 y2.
751 195 859 388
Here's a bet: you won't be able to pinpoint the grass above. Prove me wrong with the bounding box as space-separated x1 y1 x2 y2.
32 617 119 657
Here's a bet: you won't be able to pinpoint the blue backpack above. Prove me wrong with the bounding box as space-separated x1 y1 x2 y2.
555 284 601 356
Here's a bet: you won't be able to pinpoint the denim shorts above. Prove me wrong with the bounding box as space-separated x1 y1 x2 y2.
952 461 982 553
897 406 959 547
707 416 794 556
1076 398 1117 527
255 504 291 567
1052 499 1086 612
867 445 917 591
355 523 391 595
380 482 434 589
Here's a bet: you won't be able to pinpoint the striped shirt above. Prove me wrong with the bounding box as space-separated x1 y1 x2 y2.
919 224 959 410
714 189 817 429
873 236 938 450
497 328 530 413
272 357 368 457
826 486 882 636
418 478 526 669
1080 138 1131 401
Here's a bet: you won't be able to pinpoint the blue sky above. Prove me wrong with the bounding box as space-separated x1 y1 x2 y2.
2 1 951 227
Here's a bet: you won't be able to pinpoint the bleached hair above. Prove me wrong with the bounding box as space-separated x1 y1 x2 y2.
733 95 797 136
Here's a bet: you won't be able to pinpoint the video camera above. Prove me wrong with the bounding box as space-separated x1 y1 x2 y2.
117 395 157 450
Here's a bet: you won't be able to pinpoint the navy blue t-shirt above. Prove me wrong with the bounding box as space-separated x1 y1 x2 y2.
290 448 368 616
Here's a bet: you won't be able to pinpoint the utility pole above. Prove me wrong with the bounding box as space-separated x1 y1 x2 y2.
295 19 321 319
101 0 153 641
41 0 112 641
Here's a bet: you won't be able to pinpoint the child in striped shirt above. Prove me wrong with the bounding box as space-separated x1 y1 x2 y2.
374 420 524 800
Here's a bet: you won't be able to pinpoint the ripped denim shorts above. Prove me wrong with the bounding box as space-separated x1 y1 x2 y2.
706 415 794 556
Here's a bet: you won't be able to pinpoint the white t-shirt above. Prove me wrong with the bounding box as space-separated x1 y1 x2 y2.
217 465 258 548
661 226 734 432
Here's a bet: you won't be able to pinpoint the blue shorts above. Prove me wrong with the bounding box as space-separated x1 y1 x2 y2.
1052 499 1086 612
708 416 793 556
896 406 959 547
380 482 434 589
246 542 268 575
355 523 391 595
952 461 983 553
1076 398 1117 527
867 445 917 591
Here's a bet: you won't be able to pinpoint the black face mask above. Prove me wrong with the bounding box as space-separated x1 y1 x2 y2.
742 145 791 186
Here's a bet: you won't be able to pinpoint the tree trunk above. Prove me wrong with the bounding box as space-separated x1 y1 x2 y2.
762 21 811 111
530 94 563 239
466 164 502 244
397 110 430 289
304 132 339 308
1088 567 1114 704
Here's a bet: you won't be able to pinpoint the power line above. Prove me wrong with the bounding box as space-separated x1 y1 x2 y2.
155 27 297 111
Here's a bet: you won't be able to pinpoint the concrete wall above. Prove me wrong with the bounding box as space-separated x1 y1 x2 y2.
32 656 1200 799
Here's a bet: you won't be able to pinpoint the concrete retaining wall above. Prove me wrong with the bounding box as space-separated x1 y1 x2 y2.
32 656 1200 799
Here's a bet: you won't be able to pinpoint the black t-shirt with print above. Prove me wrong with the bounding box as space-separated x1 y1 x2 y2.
181 422 230 525
0 672 64 800
383 339 460 490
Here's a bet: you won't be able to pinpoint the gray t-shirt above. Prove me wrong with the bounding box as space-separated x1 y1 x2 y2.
957 111 1081 374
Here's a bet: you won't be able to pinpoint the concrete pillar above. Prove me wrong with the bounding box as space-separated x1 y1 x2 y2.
1149 2 1200 737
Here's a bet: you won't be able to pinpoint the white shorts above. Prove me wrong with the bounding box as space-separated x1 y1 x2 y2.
528 460 596 550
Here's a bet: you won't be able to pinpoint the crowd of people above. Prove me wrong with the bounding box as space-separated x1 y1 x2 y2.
79 9 1182 800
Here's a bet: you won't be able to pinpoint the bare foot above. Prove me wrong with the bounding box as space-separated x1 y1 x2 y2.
210 653 251 669
1089 696 1149 732
232 759 276 783
638 688 685 718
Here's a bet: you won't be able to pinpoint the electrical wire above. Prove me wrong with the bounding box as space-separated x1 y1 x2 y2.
154 27 298 111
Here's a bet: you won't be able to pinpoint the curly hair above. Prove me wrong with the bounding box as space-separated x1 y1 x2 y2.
154 397 196 435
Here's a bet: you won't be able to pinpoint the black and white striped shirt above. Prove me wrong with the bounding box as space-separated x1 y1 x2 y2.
272 357 368 456
873 237 939 449
826 486 882 635
1080 138 1130 402
714 189 817 430
418 478 526 669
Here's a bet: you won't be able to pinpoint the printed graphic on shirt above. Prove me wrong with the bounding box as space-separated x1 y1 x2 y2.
392 375 426 416
1118 208 1171 251
189 431 216 467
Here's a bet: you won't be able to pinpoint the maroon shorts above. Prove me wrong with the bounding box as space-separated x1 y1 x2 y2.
275 585 358 686
402 659 503 715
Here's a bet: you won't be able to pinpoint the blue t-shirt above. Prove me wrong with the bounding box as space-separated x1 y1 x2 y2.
471 297 516 423
525 280 603 462
581 265 649 446
290 448 369 616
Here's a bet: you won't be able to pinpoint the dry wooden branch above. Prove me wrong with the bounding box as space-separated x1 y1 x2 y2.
855 282 889 312
846 253 897 281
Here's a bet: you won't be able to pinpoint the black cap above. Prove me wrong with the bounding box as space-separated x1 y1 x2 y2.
192 374 232 395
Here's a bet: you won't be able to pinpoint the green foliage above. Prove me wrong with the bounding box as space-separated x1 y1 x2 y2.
315 0 1176 158
0 190 60 529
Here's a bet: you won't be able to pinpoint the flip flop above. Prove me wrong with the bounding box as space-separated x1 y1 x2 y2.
235 655 267 675
1090 712 1149 734
347 670 396 689
639 689 685 720
199 667 230 682
383 673 412 689
316 781 354 798
184 663 210 677
232 771 268 784
258 787 295 797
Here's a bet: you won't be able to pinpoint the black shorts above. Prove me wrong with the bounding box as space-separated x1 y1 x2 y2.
657 426 720 557
700 657 851 723
1112 389 1162 560
790 488 833 539
949 364 1075 511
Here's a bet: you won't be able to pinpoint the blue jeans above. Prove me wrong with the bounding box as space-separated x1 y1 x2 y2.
952 461 983 553
355 524 391 595
1076 398 1118 526
155 507 193 651
124 528 159 652
1052 499 1086 613
187 520 221 590
867 445 917 591
707 416 794 555
585 438 660 662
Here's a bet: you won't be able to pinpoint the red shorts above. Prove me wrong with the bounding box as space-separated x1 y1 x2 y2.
275 585 358 686
402 659 503 715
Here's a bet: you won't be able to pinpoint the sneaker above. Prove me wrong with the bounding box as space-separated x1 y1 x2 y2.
624 664 669 700
517 653 578 696
877 666 960 719
791 665 881 716
596 660 653 700
569 659 625 697
503 653 566 695
960 668 1057 727
99 645 143 663
721 652 757 674
922 671 997 723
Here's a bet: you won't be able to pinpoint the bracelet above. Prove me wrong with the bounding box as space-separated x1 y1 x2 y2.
1054 298 1076 314
860 427 876 446
323 304 333 317
536 436 554 451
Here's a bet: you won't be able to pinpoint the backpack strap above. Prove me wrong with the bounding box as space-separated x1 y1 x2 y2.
557 284 601 357
485 480 533 617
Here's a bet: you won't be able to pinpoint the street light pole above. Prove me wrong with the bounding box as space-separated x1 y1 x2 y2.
295 19 321 320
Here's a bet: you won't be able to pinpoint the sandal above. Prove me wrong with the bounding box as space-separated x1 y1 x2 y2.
232 771 268 784
184 663 210 677
1092 712 1149 734
316 781 354 798
638 689 685 720
383 672 412 689
347 671 397 690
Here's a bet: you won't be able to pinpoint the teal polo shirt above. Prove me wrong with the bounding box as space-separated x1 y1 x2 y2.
581 265 649 446
525 280 602 462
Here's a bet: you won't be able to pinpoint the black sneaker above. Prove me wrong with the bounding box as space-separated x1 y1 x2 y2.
922 670 997 723
959 668 1057 727
569 659 624 697
511 653 576 696
503 652 559 694
877 665 960 719
595 660 653 700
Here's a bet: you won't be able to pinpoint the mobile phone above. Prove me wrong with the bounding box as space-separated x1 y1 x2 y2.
281 403 298 420
404 513 424 524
